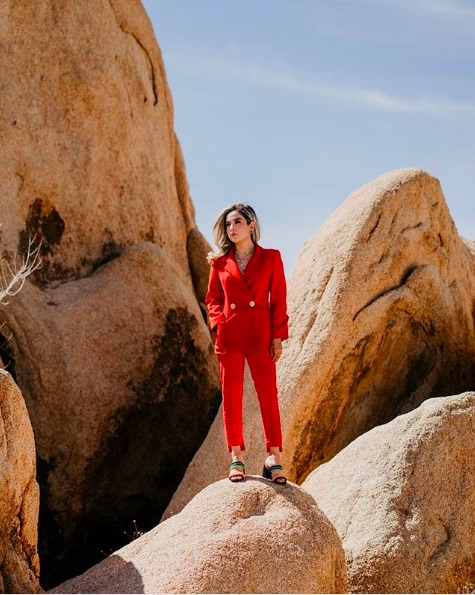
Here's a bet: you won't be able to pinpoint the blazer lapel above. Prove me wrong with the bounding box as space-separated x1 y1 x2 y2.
224 249 243 281
225 244 264 284
242 243 264 277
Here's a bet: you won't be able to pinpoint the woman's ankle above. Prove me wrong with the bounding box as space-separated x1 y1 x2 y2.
230 446 244 462
266 448 283 467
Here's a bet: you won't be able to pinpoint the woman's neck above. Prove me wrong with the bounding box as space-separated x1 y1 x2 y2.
234 238 255 254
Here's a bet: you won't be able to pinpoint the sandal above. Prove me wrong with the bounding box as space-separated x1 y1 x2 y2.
262 464 287 485
229 461 245 482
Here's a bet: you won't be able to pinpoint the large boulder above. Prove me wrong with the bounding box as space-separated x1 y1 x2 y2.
279 168 475 483
1 242 220 588
303 391 475 594
51 478 348 594
0 0 219 586
0 370 41 594
0 0 199 284
164 168 475 517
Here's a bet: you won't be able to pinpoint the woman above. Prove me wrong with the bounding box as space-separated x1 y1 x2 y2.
205 204 289 484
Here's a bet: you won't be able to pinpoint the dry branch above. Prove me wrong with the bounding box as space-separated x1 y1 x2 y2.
0 236 42 304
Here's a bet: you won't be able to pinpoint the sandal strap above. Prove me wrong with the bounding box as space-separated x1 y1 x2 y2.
267 465 283 472
230 461 245 470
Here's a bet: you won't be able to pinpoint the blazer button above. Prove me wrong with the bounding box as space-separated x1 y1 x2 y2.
249 301 255 307
230 303 236 309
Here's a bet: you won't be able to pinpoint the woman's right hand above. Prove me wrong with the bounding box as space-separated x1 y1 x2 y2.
212 322 225 352
271 338 283 362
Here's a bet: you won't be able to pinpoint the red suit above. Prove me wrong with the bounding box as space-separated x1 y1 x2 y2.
205 244 289 452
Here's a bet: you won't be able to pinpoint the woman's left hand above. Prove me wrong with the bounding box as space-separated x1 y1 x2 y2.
271 338 283 362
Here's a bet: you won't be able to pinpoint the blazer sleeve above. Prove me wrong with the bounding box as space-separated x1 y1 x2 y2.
205 260 226 330
269 250 289 341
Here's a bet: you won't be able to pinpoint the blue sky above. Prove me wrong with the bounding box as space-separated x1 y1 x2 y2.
142 0 475 273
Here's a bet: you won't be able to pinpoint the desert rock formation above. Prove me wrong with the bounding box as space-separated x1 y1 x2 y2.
3 243 220 586
303 391 475 594
51 478 348 594
164 167 475 517
0 370 41 594
0 0 219 586
0 1 198 286
280 168 475 483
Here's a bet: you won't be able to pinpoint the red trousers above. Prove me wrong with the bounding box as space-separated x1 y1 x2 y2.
218 350 283 453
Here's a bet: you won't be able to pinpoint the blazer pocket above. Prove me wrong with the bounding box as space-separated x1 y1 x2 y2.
215 322 225 353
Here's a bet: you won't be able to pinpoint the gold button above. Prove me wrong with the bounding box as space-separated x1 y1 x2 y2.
230 303 236 309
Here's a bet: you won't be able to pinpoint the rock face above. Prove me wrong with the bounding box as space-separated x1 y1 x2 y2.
3 243 220 586
279 168 475 483
0 1 197 286
165 168 475 517
0 0 219 586
303 392 475 594
51 478 348 594
0 370 40 594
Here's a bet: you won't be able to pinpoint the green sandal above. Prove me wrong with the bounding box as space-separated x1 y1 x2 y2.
262 463 287 485
229 461 245 482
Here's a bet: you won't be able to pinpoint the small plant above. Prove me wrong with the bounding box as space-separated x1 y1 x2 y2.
458 581 475 594
100 547 114 559
456 560 475 594
123 519 144 541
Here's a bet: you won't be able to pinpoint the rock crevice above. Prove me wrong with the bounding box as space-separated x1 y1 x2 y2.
353 263 426 320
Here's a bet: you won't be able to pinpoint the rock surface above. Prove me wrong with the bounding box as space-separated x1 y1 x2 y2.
164 168 475 517
0 0 201 285
2 243 220 587
279 168 475 483
0 0 218 586
303 391 475 594
51 478 348 594
0 370 41 594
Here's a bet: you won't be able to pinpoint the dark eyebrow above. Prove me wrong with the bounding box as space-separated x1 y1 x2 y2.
226 216 243 223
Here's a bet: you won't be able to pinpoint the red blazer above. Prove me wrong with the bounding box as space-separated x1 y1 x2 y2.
205 244 289 355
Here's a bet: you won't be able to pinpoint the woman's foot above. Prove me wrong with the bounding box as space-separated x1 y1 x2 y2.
229 461 245 482
229 449 245 482
263 453 287 485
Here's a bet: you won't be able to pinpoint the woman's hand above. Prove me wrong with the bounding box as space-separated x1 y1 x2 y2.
271 338 283 362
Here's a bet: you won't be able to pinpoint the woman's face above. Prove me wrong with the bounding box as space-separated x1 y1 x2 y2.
225 210 254 244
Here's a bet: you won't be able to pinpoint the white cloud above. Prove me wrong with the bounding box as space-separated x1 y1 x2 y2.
420 0 475 17
349 0 475 19
166 51 475 120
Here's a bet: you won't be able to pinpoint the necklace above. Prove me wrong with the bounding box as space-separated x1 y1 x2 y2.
235 248 254 258
235 246 255 273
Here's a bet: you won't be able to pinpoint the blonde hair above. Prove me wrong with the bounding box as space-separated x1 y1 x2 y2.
207 204 261 262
